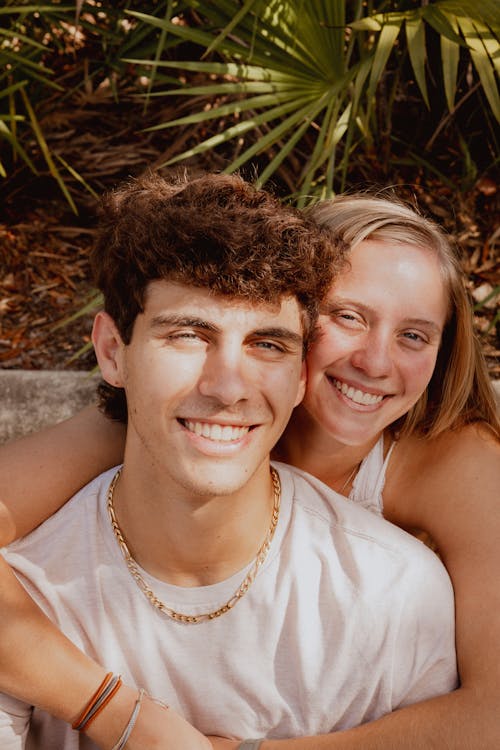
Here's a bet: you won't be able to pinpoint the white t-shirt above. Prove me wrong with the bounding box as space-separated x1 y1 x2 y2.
0 463 457 749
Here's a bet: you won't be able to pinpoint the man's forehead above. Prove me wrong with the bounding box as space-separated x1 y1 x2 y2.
143 280 303 326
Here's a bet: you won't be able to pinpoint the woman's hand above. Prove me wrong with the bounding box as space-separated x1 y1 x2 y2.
208 737 241 750
126 698 213 750
85 688 212 750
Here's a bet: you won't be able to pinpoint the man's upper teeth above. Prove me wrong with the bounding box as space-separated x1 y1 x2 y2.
334 379 383 405
184 421 249 441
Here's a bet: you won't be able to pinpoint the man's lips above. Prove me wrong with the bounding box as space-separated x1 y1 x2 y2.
329 377 387 406
179 419 253 442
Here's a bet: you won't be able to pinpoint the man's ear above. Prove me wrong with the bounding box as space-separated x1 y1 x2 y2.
294 360 307 407
92 311 126 387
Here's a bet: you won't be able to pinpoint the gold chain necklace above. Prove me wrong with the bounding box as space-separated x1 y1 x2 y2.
107 466 281 624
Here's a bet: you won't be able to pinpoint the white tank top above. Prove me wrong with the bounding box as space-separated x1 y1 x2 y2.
349 434 395 516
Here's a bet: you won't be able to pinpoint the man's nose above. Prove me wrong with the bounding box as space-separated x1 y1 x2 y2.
198 346 251 405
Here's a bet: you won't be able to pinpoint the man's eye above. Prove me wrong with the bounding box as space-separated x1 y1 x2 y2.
254 341 285 352
166 331 204 342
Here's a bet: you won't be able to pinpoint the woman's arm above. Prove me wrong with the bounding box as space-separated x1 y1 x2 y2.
314 422 500 749
211 687 494 749
0 406 210 748
2 420 499 748
0 554 211 749
213 424 500 750
0 405 125 545
0 555 107 715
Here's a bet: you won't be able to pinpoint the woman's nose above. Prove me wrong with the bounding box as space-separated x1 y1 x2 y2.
350 332 393 379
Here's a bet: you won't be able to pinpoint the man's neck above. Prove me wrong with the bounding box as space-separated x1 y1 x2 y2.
108 459 277 588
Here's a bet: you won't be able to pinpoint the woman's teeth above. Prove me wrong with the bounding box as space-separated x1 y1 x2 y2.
332 379 384 405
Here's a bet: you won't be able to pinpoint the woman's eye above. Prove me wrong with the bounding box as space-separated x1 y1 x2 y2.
332 311 363 327
401 331 426 345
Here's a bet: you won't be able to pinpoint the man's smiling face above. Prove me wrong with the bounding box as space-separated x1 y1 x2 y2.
95 280 306 499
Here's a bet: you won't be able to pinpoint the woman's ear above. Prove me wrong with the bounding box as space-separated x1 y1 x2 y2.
92 311 126 387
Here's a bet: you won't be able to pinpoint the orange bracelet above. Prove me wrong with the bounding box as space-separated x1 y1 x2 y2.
80 676 123 732
72 672 113 730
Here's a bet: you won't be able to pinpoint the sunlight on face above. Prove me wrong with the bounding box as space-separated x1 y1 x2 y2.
110 282 306 497
303 240 449 448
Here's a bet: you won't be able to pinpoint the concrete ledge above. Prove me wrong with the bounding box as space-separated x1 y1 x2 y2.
1 370 499 445
0 371 100 444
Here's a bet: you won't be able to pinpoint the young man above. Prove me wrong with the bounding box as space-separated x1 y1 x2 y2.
0 173 457 750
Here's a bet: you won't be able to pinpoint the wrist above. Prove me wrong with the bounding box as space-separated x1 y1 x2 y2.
82 683 138 750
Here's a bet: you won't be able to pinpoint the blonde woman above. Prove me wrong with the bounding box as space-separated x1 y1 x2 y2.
0 195 499 749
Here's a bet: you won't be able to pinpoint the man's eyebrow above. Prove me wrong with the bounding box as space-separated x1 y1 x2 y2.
150 317 303 345
150 314 219 333
251 327 303 346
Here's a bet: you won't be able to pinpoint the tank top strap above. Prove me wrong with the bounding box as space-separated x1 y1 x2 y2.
348 435 395 516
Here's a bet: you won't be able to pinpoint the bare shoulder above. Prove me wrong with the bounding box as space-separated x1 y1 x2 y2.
383 423 500 541
385 424 500 697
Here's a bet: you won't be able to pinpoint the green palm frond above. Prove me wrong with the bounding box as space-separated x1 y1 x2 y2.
128 0 499 203
127 2 363 202
353 1 500 118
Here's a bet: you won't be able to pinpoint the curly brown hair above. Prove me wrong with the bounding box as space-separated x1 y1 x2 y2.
92 171 344 421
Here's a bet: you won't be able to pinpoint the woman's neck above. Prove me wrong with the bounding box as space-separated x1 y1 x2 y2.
274 405 383 493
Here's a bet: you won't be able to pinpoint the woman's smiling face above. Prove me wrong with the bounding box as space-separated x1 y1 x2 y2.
302 239 449 447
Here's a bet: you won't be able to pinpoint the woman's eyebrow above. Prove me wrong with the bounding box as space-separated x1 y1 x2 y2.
401 318 443 335
319 296 360 315
320 299 443 335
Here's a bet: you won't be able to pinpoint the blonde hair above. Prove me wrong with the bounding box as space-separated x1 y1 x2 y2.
309 194 500 439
